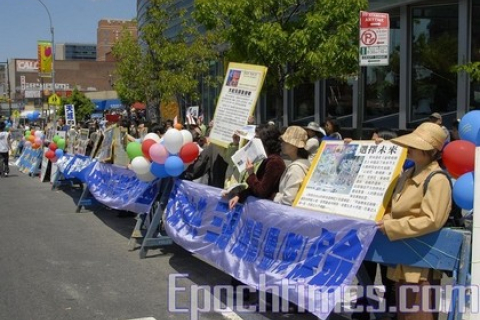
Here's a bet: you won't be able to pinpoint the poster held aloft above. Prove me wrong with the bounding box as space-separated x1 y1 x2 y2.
208 62 268 148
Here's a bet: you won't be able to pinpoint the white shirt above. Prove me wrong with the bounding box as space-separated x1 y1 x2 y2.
0 132 10 152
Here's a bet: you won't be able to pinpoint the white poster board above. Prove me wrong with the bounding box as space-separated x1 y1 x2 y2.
359 11 390 67
64 104 76 127
39 147 50 182
294 140 406 221
208 62 268 148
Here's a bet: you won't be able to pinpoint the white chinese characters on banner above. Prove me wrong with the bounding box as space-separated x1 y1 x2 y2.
64 104 76 127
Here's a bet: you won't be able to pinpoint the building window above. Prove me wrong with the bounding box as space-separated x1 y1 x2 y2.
326 78 353 128
365 15 400 121
410 4 458 124
292 83 314 121
470 0 480 110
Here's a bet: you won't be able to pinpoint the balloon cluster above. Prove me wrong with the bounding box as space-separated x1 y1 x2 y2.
24 130 45 150
26 111 41 121
44 135 66 163
443 110 480 211
127 128 200 182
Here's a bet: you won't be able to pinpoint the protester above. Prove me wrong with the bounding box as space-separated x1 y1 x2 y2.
352 128 398 320
324 117 342 140
376 122 451 320
0 122 12 176
182 127 228 188
451 118 460 141
428 112 451 144
228 123 286 209
273 126 310 206
303 121 326 162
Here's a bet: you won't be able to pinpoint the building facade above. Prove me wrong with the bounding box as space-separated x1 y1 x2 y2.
97 19 138 62
137 0 479 135
55 43 97 61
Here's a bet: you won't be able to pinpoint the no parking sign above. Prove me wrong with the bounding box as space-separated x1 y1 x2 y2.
359 11 390 66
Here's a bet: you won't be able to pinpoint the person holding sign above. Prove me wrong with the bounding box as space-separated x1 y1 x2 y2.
273 126 310 206
376 122 451 320
228 124 285 210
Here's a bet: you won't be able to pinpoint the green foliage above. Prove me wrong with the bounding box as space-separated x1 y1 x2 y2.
454 62 480 82
194 0 367 97
56 87 95 123
112 0 218 123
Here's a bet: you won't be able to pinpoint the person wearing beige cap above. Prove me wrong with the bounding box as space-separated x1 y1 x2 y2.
273 126 310 206
377 122 452 320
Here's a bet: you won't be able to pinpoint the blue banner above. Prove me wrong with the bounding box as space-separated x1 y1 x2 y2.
61 154 96 182
165 180 377 319
85 162 159 214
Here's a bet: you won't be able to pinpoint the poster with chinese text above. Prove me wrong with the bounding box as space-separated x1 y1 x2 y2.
208 62 267 148
294 140 406 221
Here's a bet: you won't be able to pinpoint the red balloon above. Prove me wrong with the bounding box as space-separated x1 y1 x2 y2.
45 149 55 159
141 139 156 160
179 142 200 163
442 140 475 179
49 142 58 151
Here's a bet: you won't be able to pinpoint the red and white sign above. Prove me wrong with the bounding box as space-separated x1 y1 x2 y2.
359 11 390 67
15 59 39 73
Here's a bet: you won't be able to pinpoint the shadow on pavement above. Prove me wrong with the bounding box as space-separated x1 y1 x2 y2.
54 181 138 239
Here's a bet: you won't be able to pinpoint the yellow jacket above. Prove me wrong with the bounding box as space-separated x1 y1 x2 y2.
383 161 452 282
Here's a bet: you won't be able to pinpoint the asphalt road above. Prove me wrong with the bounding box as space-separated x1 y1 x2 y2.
0 164 328 320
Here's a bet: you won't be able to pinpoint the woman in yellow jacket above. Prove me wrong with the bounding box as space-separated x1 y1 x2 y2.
377 122 451 320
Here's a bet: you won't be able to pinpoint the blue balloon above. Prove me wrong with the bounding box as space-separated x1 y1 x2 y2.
55 149 64 158
403 159 415 170
453 172 474 210
164 155 184 177
459 110 480 145
150 162 169 178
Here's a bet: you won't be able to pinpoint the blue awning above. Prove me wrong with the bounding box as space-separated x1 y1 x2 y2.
92 100 106 111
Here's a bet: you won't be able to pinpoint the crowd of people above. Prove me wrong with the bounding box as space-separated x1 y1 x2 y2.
0 109 468 319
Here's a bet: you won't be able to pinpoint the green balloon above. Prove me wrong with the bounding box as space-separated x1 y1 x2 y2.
25 130 31 137
53 135 60 143
57 138 66 150
126 142 143 160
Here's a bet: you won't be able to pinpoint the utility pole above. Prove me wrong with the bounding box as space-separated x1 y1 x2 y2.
6 59 12 118
36 0 55 126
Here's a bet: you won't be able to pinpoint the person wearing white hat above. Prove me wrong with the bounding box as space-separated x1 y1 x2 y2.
303 121 326 162
376 121 451 320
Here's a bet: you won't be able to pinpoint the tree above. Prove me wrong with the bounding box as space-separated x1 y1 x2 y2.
194 0 368 120
112 0 218 125
56 87 94 123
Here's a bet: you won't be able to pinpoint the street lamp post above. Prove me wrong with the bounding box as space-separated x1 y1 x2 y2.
36 0 56 127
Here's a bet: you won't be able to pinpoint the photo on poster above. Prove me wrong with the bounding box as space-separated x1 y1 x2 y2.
294 140 406 221
208 62 268 148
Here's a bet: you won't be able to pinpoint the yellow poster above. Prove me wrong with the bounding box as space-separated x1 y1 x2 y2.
208 62 268 148
37 40 53 76
294 140 407 221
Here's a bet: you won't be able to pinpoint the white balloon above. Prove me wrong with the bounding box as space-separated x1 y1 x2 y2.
180 129 193 144
34 131 43 138
136 170 156 182
143 133 161 143
163 129 184 154
131 156 151 175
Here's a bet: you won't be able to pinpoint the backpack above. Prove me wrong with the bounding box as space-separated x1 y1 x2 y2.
423 170 464 228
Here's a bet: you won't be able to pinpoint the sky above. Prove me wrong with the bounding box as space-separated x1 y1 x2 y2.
0 0 137 62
